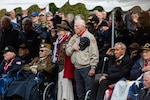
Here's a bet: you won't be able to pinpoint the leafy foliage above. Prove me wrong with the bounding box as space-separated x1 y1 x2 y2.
49 3 58 14
58 2 89 21
91 6 103 12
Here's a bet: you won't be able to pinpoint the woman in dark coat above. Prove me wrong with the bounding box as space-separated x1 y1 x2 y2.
7 43 56 100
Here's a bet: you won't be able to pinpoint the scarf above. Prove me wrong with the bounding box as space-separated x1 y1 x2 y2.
52 32 70 63
3 58 15 73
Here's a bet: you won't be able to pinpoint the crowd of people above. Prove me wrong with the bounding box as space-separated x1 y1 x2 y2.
0 8 149 100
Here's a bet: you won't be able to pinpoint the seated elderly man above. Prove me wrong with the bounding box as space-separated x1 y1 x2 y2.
7 43 56 100
90 42 133 100
0 46 22 99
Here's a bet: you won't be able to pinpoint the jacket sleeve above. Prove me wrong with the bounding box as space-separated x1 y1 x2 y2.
65 36 76 56
0 61 5 74
22 57 39 71
89 35 99 68
37 56 56 74
130 61 142 80
37 62 56 74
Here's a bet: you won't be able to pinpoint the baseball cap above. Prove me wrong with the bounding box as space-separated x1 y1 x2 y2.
2 46 17 54
141 43 150 51
39 12 45 16
79 37 90 51
40 43 51 49
31 11 39 17
19 43 28 49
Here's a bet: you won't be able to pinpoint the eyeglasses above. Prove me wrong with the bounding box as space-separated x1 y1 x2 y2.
39 50 47 52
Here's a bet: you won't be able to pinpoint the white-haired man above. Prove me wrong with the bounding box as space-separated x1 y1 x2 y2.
66 18 99 100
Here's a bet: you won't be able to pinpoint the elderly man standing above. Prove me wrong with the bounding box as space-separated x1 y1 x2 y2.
66 18 99 100
90 42 133 100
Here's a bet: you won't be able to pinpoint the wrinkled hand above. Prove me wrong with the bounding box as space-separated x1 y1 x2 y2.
73 45 80 51
88 68 95 76
130 50 138 58
31 68 37 74
99 76 106 83
106 48 114 55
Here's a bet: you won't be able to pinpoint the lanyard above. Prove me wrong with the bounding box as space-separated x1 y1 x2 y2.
4 58 15 73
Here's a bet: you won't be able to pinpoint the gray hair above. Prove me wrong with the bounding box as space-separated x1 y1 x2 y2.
67 13 74 20
74 18 86 27
144 71 150 77
115 42 127 50
46 11 53 16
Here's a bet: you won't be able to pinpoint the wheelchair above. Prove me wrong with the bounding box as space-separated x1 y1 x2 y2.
6 70 57 100
37 70 58 100
39 81 55 100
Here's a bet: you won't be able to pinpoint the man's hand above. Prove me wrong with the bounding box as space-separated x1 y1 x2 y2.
73 45 80 51
30 65 38 69
99 76 106 83
106 48 115 55
88 68 95 76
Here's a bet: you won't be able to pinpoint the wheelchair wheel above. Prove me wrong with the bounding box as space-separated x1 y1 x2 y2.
84 90 91 100
43 82 54 100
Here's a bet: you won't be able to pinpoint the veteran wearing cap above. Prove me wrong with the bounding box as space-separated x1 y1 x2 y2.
22 42 55 74
66 18 99 100
7 43 56 100
18 43 32 65
130 43 150 80
0 46 22 99
141 43 150 72
0 46 22 75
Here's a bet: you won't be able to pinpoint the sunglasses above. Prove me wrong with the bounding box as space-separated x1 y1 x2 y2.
39 50 47 52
